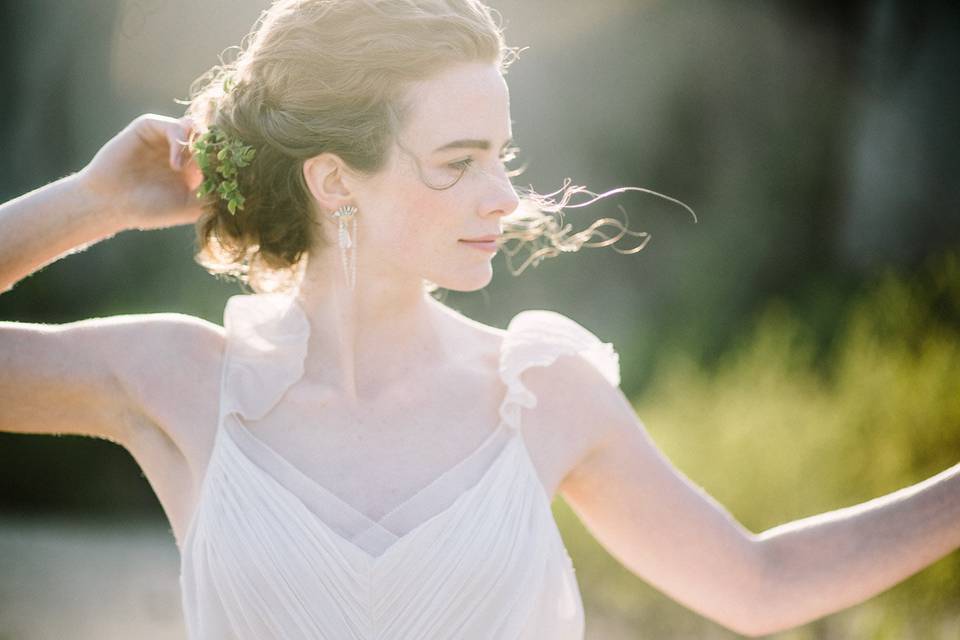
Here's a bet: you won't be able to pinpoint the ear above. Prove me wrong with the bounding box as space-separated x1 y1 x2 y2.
303 153 354 211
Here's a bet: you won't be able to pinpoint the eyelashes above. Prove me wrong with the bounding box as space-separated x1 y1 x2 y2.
417 145 526 191
448 146 521 173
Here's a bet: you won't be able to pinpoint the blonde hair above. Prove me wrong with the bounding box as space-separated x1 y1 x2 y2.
182 0 682 293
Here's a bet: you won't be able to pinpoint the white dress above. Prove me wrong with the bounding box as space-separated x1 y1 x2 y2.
178 292 621 639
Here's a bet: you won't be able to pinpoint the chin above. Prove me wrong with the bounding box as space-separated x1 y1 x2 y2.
431 264 495 292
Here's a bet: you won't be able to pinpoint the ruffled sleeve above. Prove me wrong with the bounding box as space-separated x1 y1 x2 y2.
498 309 621 431
219 292 310 422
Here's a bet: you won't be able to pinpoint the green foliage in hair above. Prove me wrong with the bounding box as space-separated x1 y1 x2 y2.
193 125 256 215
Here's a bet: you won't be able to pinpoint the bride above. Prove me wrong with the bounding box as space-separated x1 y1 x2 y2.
1 0 958 638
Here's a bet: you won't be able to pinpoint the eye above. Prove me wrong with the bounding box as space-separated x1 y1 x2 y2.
448 157 473 171
448 148 519 172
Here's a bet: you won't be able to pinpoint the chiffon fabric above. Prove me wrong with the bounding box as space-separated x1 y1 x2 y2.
178 292 621 639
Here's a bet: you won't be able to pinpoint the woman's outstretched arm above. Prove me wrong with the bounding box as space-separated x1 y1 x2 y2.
752 461 960 636
0 113 202 294
547 353 959 637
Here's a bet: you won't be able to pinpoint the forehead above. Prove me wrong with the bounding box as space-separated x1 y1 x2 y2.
401 62 512 147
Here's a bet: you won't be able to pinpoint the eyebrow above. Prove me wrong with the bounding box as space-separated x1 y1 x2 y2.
431 137 514 154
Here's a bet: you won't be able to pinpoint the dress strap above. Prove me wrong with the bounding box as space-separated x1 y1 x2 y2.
219 292 310 422
219 298 621 434
497 310 621 431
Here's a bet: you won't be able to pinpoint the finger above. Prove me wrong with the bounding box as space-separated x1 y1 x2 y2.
166 119 194 171
169 138 182 171
134 113 178 144
183 155 203 191
131 114 184 171
131 114 187 170
174 117 197 171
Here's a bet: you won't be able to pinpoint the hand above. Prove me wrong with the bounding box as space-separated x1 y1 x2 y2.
75 114 206 231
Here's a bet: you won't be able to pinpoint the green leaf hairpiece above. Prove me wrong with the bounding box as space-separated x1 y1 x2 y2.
193 124 256 215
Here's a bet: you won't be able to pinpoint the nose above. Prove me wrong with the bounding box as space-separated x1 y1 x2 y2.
480 165 520 218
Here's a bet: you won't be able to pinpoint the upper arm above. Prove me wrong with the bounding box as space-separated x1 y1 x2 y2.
539 358 767 636
0 313 224 449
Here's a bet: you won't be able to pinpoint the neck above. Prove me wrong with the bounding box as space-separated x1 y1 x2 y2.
294 248 451 405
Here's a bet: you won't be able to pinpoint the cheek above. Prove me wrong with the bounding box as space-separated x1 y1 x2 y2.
400 194 459 253
377 187 462 254
358 157 468 260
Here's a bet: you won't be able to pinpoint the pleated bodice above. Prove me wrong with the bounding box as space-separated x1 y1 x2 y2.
178 292 621 639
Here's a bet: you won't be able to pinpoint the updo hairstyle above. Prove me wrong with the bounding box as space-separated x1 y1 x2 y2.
184 0 659 293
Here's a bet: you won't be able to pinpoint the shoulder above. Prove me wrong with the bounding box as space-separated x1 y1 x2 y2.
495 309 633 496
98 312 225 449
439 304 623 414
129 311 225 392
503 310 626 438
500 308 621 396
517 329 628 442
47 311 224 387
70 310 223 342
94 312 225 375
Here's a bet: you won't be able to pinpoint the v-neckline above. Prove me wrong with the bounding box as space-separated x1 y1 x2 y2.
201 415 526 564
211 292 527 535
223 414 518 529
180 293 579 560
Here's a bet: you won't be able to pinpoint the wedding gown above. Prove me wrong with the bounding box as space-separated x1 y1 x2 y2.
178 292 621 639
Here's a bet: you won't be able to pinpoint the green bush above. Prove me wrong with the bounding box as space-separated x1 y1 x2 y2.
557 251 960 638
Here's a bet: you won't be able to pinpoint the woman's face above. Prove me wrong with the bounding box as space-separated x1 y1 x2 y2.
348 62 521 292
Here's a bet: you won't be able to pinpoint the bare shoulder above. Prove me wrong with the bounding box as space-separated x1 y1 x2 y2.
52 311 227 456
517 349 633 494
436 305 631 496
0 310 224 446
107 312 225 454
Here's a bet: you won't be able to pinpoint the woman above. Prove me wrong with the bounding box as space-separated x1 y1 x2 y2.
1 0 958 638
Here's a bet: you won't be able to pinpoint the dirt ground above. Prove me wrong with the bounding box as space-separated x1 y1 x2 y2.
0 514 186 640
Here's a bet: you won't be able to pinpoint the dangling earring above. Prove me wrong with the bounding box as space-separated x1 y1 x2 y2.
332 204 358 290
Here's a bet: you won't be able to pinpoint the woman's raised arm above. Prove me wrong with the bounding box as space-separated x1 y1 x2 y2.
0 114 219 444
0 113 202 294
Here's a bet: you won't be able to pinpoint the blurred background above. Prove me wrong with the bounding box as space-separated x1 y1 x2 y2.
2 0 959 637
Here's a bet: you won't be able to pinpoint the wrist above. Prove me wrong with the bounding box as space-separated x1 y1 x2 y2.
66 171 130 233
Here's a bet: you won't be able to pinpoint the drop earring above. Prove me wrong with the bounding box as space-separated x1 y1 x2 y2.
332 204 358 290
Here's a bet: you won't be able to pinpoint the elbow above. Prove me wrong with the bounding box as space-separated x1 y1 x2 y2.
730 608 791 639
723 602 771 639
731 617 772 639
725 598 777 638
724 539 782 638
729 539 800 639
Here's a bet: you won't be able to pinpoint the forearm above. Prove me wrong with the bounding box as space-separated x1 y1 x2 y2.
749 462 960 636
0 174 126 294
